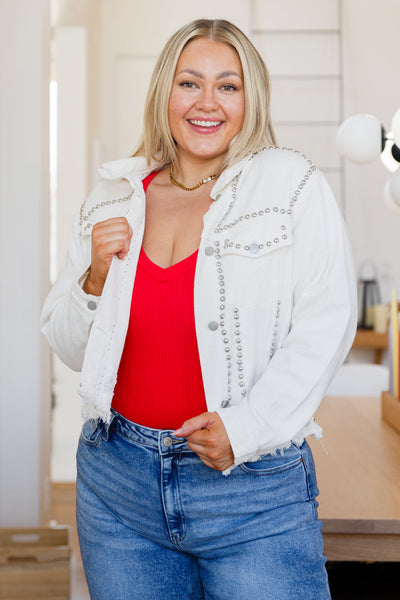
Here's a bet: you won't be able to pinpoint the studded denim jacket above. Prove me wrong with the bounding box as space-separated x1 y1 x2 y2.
41 148 357 473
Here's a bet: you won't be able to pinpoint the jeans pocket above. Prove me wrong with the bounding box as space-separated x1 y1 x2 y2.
80 419 103 447
238 444 303 476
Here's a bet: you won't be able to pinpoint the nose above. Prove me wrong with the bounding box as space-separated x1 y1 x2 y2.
195 85 218 112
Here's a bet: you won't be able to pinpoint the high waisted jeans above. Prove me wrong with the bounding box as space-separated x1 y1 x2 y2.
76 411 331 600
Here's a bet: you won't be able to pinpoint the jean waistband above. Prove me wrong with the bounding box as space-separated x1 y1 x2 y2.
110 410 190 454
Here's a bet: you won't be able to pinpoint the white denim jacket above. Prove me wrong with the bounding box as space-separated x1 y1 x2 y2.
41 147 357 473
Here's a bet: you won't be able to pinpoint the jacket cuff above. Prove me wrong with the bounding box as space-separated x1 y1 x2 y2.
216 403 271 472
70 271 101 319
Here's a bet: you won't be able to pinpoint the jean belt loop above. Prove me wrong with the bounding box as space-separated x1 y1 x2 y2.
101 410 117 441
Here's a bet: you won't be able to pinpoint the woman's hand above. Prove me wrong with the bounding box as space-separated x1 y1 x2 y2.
83 217 132 296
174 412 234 471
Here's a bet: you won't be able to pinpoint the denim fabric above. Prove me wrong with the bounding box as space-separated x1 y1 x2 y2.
76 412 331 600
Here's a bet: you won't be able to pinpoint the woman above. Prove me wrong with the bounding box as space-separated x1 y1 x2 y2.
41 18 357 600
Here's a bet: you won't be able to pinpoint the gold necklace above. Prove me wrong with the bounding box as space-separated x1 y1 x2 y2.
169 163 220 191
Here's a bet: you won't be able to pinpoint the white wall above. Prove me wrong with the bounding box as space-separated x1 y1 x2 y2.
342 0 400 302
0 0 51 525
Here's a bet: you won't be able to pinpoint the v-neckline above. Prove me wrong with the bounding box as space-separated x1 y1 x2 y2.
139 248 198 282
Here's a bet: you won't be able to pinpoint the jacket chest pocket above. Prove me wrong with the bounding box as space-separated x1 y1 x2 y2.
215 217 293 309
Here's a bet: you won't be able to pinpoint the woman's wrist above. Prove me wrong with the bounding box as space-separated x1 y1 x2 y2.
82 268 104 296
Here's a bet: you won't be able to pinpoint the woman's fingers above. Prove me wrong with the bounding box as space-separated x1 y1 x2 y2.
83 217 132 295
174 412 234 471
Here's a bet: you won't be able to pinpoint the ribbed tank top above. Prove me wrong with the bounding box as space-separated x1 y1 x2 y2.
111 172 208 429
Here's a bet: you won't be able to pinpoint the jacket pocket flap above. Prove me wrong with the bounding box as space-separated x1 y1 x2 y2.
217 217 292 257
79 181 134 236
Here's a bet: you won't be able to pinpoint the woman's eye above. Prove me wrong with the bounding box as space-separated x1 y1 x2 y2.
221 84 238 92
179 81 197 88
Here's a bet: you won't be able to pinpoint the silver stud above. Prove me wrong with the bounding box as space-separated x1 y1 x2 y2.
87 300 97 311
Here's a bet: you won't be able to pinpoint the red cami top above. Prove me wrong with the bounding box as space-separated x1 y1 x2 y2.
111 172 208 429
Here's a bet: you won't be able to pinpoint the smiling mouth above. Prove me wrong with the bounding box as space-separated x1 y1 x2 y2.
188 119 223 128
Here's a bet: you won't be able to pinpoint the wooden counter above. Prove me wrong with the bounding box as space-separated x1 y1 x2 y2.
309 396 400 562
352 329 388 364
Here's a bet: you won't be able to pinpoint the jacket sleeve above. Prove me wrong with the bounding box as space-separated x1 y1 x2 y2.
217 171 358 471
40 213 100 371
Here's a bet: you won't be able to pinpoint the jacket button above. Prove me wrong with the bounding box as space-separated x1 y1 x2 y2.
208 321 219 331
249 243 260 254
87 300 97 310
205 246 214 256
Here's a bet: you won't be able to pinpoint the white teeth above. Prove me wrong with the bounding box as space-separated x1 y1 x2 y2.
189 119 222 127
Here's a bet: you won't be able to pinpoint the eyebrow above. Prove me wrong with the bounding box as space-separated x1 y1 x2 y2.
176 69 242 80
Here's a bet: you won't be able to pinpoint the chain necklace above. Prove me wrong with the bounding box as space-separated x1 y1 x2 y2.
169 163 220 191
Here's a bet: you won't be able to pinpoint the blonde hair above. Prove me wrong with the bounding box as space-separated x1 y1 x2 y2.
133 19 277 170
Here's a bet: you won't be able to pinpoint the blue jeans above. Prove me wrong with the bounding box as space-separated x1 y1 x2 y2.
76 411 331 600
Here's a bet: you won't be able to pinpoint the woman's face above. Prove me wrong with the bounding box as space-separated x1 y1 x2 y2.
168 38 245 166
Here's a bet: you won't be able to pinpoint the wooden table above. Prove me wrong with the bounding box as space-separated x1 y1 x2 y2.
308 396 400 562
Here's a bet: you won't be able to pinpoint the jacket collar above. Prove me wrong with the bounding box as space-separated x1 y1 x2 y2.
98 152 259 199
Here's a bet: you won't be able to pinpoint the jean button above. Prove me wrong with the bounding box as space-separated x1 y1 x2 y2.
163 436 173 447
